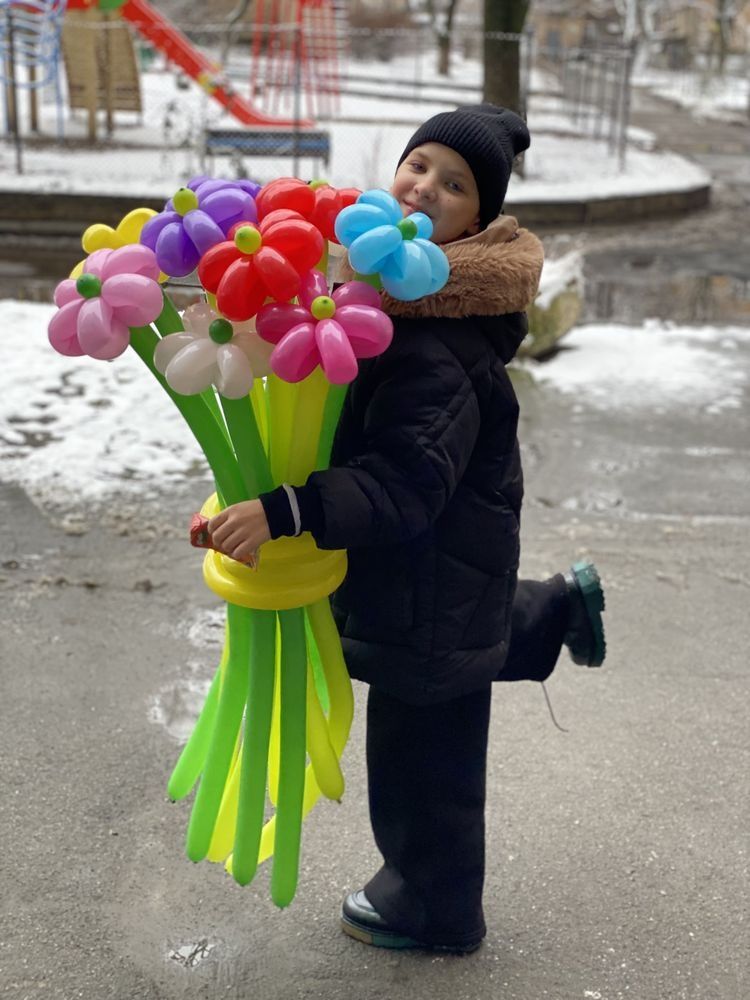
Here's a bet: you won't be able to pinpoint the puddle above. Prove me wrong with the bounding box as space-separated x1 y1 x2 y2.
148 665 213 744
167 938 216 968
148 610 225 742
185 606 226 649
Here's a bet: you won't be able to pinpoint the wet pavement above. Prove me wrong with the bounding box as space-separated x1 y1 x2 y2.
1 97 749 1000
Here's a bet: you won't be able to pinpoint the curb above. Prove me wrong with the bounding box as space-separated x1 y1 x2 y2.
0 191 165 239
505 183 711 228
0 183 712 238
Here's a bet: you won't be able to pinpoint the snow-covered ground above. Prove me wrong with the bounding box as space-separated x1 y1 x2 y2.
633 66 750 123
527 320 750 416
0 119 709 202
2 301 747 511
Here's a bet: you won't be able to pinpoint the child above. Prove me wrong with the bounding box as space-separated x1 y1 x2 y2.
208 104 606 953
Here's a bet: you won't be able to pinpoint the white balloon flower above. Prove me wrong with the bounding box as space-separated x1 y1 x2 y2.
154 302 273 399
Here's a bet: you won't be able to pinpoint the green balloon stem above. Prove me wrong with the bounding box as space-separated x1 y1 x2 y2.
153 290 184 335
129 325 247 506
315 383 348 471
219 395 274 498
186 604 252 862
232 609 277 886
271 609 307 908
353 270 383 291
167 658 223 801
151 295 233 452
305 611 329 714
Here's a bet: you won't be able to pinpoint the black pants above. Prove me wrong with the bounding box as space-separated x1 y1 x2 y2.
364 575 569 946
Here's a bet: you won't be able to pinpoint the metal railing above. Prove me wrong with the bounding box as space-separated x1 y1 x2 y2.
536 39 635 166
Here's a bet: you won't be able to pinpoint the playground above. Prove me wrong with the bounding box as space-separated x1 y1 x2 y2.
0 0 341 178
0 1 714 206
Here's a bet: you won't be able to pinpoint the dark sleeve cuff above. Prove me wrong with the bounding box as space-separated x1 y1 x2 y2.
258 483 326 541
259 486 295 539
293 482 326 539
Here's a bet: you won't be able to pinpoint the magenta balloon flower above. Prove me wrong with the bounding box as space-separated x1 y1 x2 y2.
48 245 163 361
256 270 393 384
140 178 258 278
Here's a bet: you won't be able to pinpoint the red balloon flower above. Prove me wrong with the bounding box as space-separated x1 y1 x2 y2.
255 178 360 243
197 210 324 322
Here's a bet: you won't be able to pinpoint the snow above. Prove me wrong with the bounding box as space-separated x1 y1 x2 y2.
633 67 750 122
2 301 747 509
508 136 709 202
0 111 707 202
534 250 583 311
0 300 207 510
526 321 750 415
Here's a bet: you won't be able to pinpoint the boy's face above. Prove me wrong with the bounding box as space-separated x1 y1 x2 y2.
391 142 481 244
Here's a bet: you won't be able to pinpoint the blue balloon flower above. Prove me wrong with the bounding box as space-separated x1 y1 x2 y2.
334 190 449 301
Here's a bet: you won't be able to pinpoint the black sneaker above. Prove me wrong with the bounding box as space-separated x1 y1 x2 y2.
563 561 606 667
340 891 482 954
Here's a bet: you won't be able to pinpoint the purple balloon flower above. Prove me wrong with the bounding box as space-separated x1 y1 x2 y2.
140 178 259 278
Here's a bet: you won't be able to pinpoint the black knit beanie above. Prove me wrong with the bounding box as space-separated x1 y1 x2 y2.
397 103 530 229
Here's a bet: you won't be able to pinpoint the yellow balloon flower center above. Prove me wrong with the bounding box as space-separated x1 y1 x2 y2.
173 187 199 216
310 295 336 321
309 179 329 191
234 226 263 255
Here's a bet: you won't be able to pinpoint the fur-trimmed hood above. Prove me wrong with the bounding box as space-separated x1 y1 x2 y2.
337 215 544 320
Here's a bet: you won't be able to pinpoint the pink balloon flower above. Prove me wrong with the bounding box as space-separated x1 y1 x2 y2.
256 271 393 384
48 245 163 361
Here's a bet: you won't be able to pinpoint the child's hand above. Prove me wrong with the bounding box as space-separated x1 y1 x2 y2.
208 500 271 565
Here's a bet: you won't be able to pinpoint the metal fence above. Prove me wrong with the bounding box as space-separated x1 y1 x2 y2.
537 41 635 167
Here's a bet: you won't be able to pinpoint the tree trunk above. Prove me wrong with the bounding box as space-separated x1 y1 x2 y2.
483 0 529 112
716 0 730 74
437 34 450 75
432 0 461 77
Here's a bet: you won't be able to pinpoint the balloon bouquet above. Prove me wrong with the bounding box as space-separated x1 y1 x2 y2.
46 175 450 907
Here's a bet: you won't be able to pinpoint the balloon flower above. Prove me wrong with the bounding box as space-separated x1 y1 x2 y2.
198 211 324 322
335 188 450 300
81 205 158 254
154 302 273 399
140 178 258 277
48 245 162 360
257 271 392 384
41 184 434 910
256 177 360 242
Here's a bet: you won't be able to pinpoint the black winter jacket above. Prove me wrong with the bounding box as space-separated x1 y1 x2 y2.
263 217 544 704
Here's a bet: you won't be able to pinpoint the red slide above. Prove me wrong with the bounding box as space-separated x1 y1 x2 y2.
117 0 311 128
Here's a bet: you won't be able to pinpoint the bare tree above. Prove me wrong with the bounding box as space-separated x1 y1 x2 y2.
483 0 530 111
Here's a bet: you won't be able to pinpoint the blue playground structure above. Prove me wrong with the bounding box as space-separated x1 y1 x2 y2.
0 0 67 171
